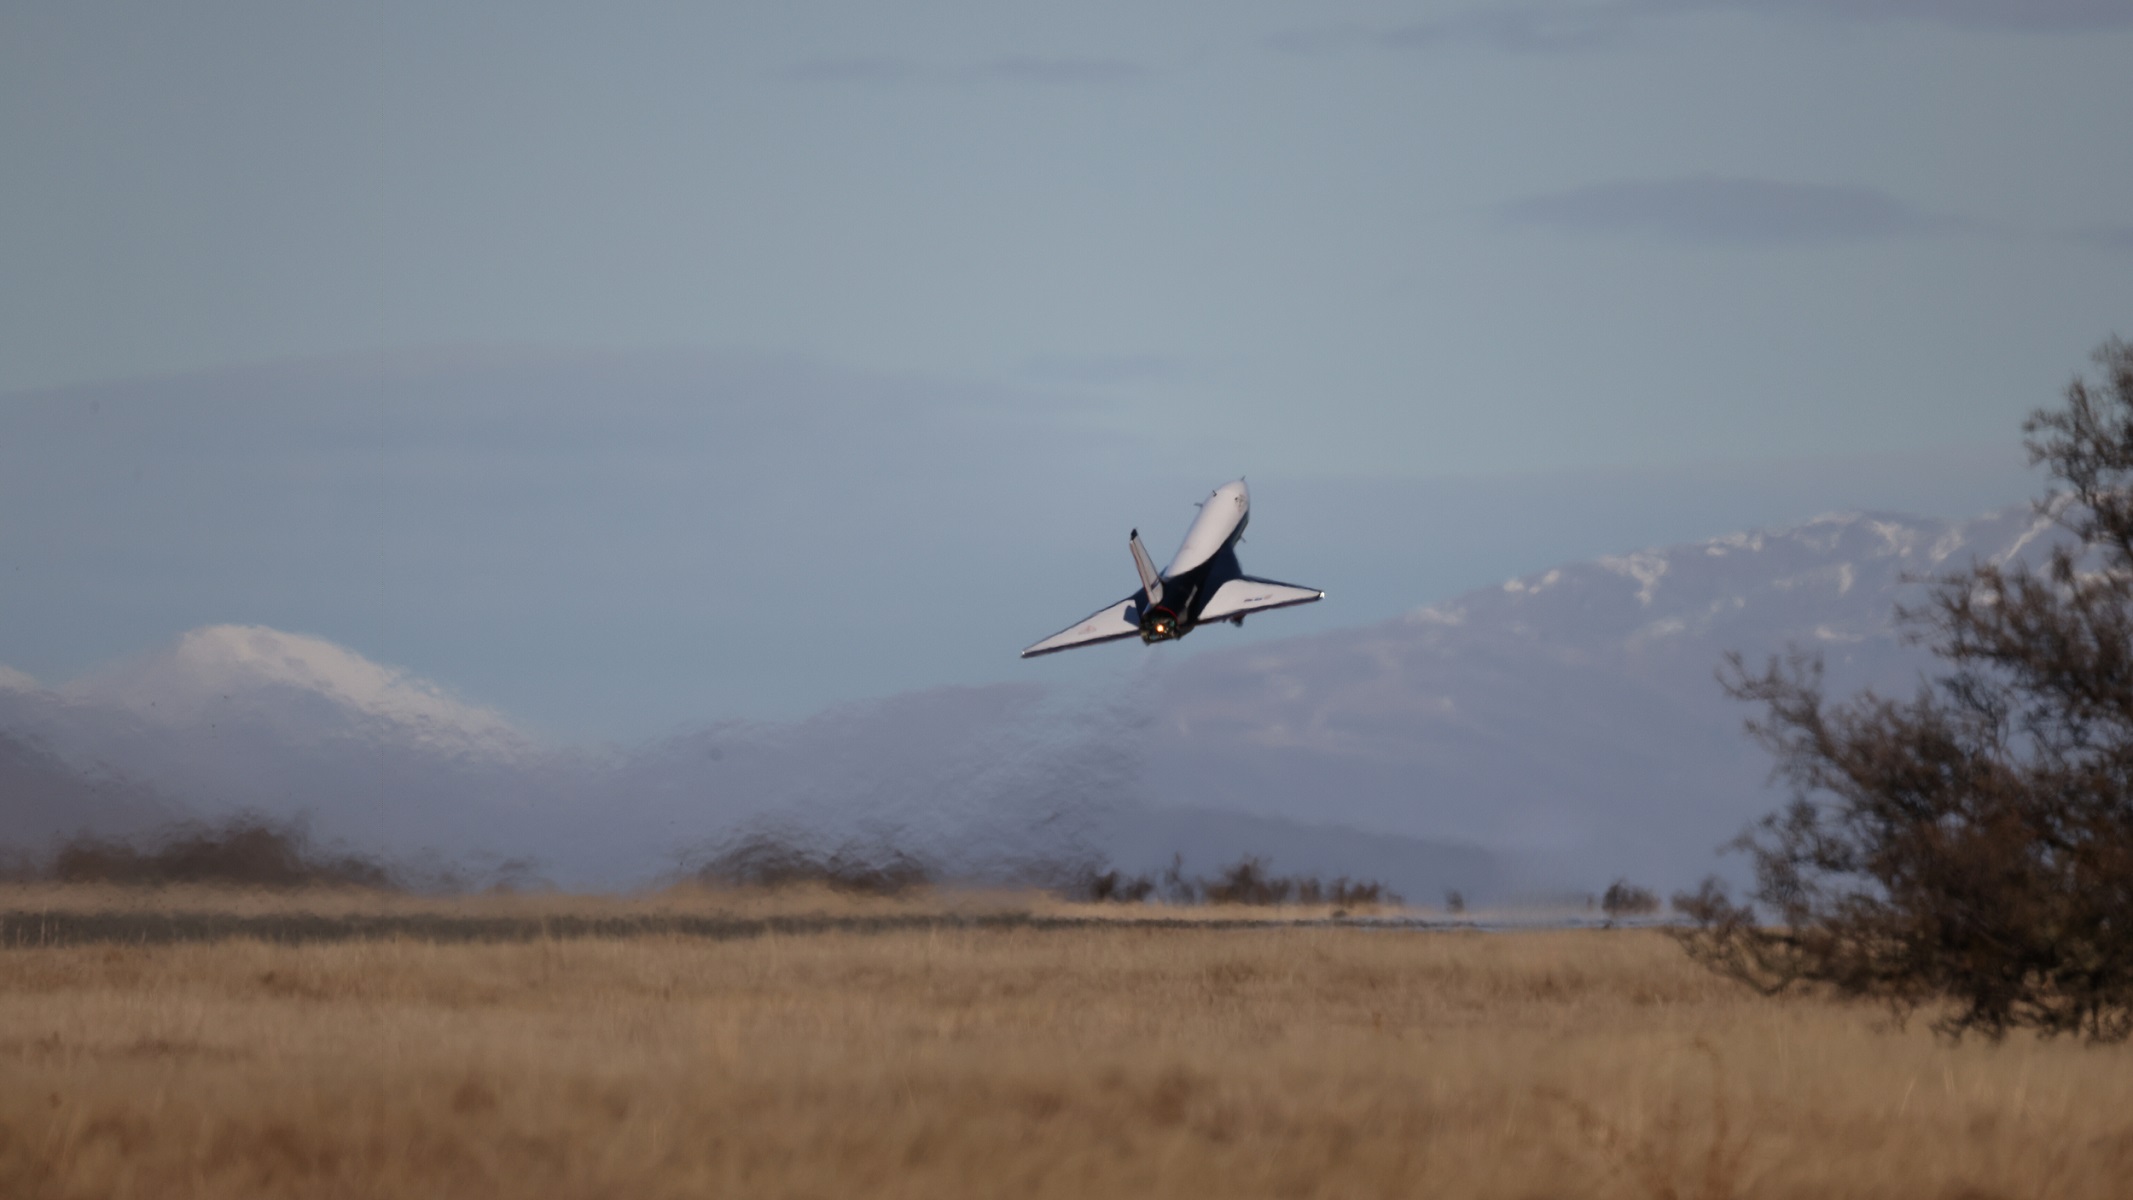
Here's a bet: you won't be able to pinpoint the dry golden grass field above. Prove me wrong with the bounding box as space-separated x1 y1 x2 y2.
2 884 2130 1199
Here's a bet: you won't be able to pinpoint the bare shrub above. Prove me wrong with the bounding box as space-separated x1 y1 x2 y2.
1600 879 1660 920
694 829 934 895
1678 337 2133 1042
1327 878 1390 908
1161 853 1197 904
47 815 395 890
1073 854 1398 908
1204 856 1291 905
1080 868 1157 903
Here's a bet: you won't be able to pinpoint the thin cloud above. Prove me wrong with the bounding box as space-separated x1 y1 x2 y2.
785 55 1146 86
1269 0 2133 56
1721 0 2133 34
2071 225 2133 251
968 56 1146 85
783 56 925 85
1377 10 1622 51
1271 9 1627 55
1020 353 1181 388
1497 176 1957 245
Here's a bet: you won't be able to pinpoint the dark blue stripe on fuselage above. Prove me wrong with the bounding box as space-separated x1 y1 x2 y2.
1133 520 1246 642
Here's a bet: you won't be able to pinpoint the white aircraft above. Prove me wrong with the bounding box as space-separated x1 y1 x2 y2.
1021 480 1324 658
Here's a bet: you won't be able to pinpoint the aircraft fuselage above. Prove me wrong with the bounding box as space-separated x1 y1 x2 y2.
1134 480 1251 643
1018 479 1322 659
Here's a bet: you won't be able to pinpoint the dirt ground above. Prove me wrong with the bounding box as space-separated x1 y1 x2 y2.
1 885 2128 1199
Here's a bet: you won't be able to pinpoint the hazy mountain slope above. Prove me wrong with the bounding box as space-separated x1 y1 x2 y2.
0 502 2071 895
0 730 168 854
0 629 574 869
0 674 169 853
1142 503 2065 891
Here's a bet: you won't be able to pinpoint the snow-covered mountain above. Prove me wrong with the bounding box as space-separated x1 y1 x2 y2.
62 625 530 756
1142 502 2067 890
0 628 562 865
0 629 1500 893
0 501 2070 896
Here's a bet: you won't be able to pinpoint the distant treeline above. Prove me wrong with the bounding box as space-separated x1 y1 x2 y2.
692 830 1401 908
1076 854 1398 909
690 830 935 896
3 816 399 890
12 817 1409 909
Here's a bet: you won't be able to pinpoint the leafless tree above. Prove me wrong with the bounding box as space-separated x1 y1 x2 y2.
1676 338 2133 1042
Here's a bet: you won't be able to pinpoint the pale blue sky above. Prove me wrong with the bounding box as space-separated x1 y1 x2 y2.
2 2 2127 733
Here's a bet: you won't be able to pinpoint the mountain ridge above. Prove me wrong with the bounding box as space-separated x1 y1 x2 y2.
0 500 2069 893
1140 500 2070 888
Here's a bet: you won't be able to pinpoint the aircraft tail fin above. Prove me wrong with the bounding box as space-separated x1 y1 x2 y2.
1128 529 1163 606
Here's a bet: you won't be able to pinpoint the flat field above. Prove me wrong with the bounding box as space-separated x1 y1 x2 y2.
2 886 2129 1199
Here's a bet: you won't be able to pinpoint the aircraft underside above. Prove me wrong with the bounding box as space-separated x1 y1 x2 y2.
1020 480 1324 659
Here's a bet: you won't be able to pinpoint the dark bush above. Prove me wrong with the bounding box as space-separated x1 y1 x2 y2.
1081 868 1157 903
1204 856 1290 905
694 829 935 895
1600 879 1660 919
1073 853 1398 908
1327 877 1389 907
48 816 394 890
1678 338 2133 1042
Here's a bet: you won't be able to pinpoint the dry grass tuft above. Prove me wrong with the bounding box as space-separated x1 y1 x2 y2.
1538 1039 1754 1200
